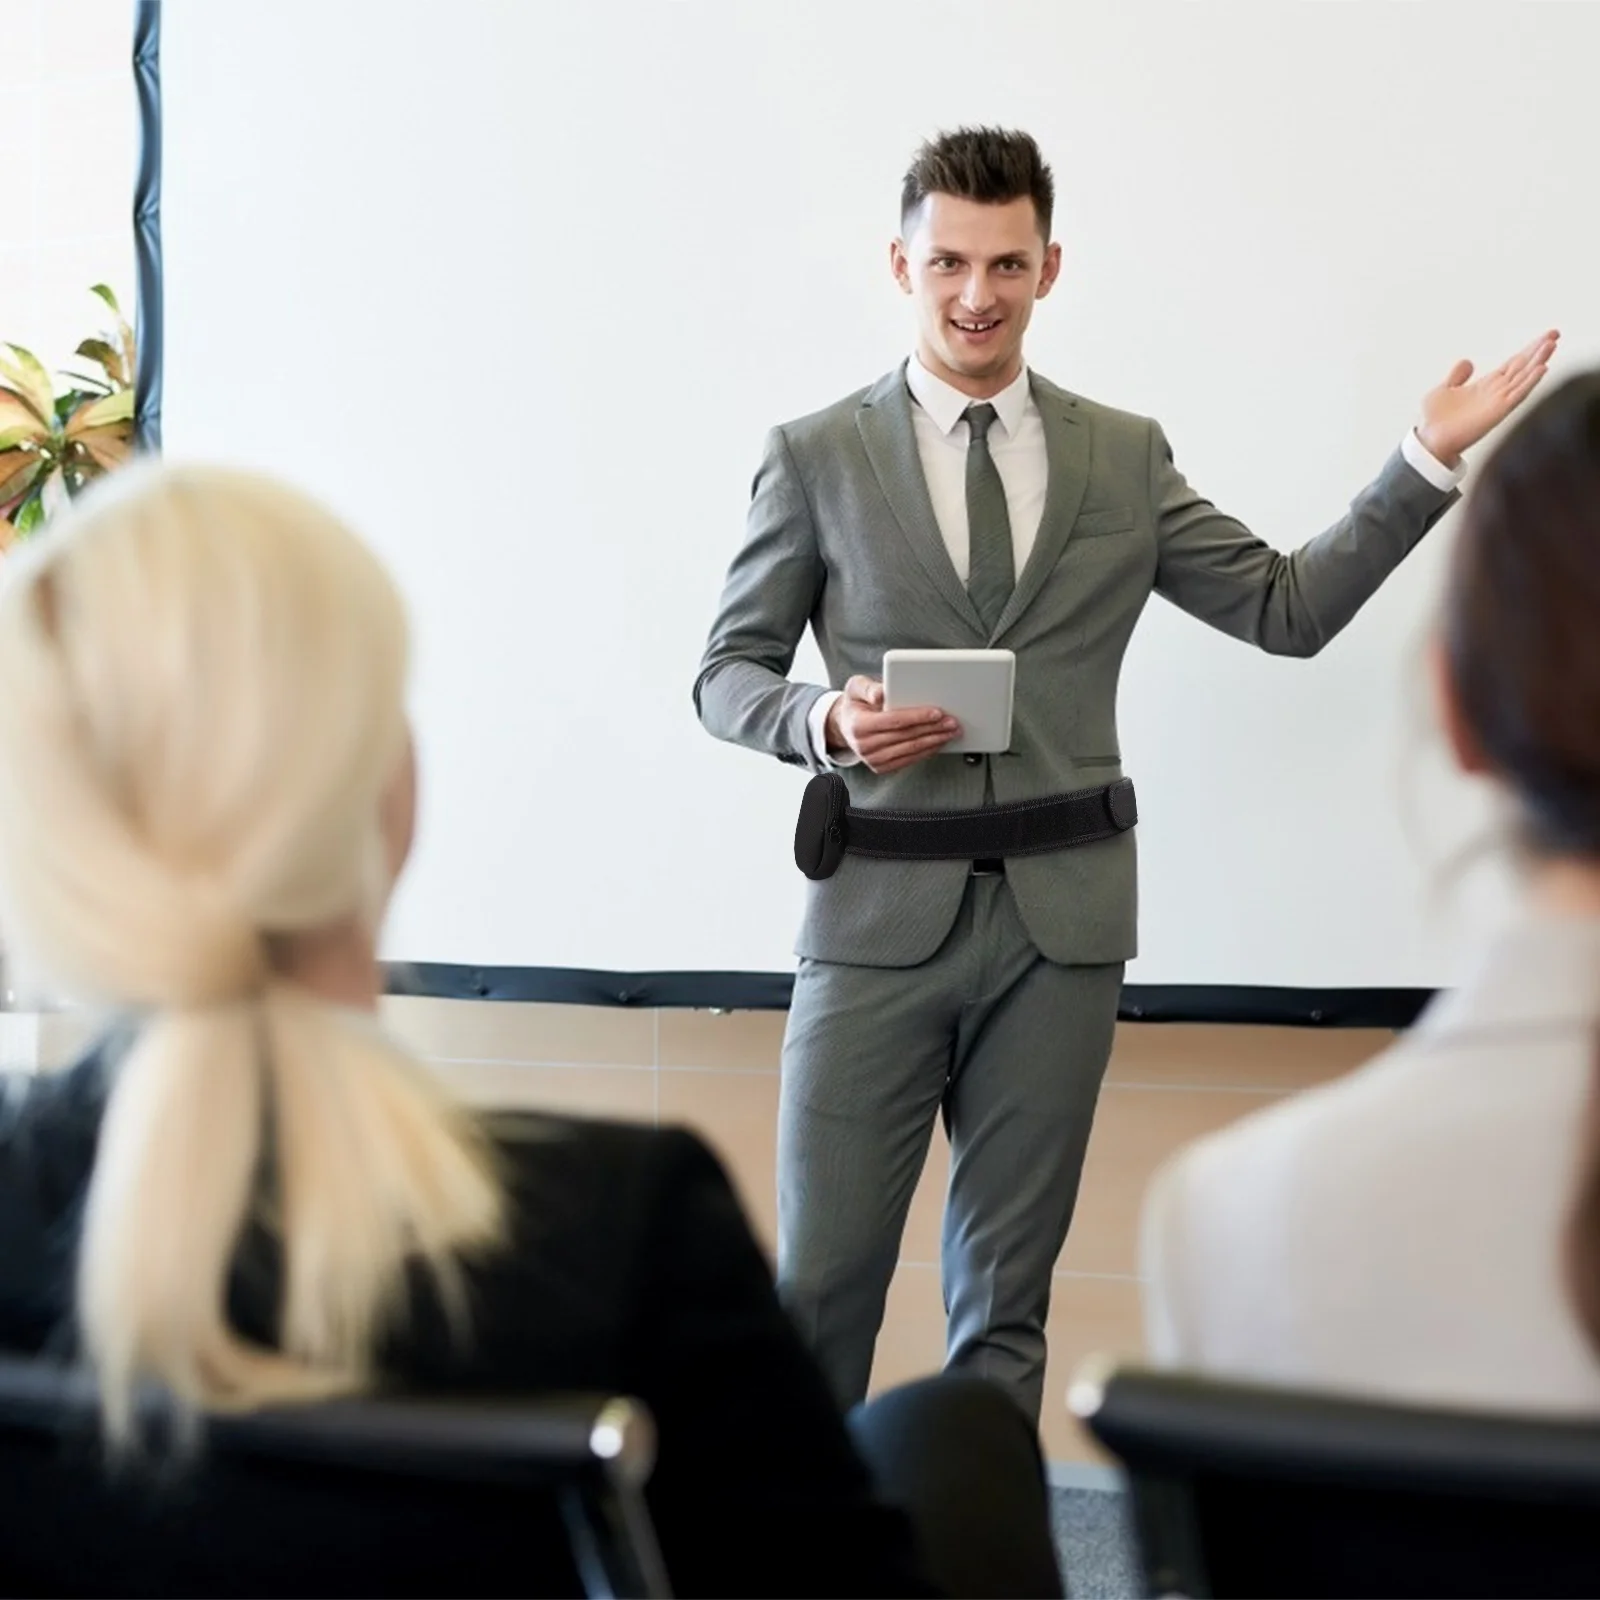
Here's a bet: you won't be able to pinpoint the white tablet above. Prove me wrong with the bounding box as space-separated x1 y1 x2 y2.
882 648 1015 754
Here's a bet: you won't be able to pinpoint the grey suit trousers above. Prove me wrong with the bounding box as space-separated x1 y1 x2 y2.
777 868 1124 1423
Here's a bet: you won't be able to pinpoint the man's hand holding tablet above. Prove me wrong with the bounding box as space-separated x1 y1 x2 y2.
823 650 1016 773
823 676 960 774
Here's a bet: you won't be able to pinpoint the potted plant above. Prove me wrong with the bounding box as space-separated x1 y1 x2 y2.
0 284 137 549
0 285 136 1046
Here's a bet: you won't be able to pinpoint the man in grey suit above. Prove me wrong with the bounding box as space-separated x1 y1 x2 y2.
693 126 1557 1423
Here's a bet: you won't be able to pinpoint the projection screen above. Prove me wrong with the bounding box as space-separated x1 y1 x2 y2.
151 0 1598 998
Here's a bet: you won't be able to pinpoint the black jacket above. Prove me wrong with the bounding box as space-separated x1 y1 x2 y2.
0 1047 934 1597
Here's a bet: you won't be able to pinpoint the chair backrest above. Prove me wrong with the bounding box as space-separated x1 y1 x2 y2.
1071 1359 1600 1599
0 1355 671 1598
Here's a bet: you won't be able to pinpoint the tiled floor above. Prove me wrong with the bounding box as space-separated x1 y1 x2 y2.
8 995 1390 1464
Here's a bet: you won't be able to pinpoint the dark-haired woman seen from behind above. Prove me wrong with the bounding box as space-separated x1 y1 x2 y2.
0 463 1060 1598
1142 368 1600 1408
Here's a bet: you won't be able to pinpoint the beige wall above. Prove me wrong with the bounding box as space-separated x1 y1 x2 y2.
1 0 137 381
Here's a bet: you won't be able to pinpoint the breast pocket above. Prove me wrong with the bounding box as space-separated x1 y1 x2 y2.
1072 506 1136 539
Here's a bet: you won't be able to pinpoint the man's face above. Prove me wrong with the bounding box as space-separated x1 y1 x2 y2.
891 193 1061 396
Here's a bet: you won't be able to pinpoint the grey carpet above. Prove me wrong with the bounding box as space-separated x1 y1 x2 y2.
1051 1487 1141 1599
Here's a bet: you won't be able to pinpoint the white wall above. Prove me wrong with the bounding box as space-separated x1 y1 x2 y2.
1 0 137 441
159 0 1597 984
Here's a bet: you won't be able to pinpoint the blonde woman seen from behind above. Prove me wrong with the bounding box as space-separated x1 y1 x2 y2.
0 464 501 1438
0 463 1062 1599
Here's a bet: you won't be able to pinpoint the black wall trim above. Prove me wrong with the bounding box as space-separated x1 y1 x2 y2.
383 964 1435 1029
140 11 1429 1037
1114 984 1432 1029
133 1 162 453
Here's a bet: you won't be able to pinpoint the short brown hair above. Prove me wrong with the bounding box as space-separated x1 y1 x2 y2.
901 127 1055 239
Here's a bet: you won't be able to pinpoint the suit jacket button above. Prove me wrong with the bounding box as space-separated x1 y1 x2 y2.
963 753 982 766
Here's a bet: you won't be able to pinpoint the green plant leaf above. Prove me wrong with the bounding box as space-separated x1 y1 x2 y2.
89 285 137 382
67 389 134 431
58 370 114 396
57 388 105 420
0 345 56 426
14 485 47 536
0 451 45 505
0 389 39 432
75 337 127 387
0 386 48 449
0 416 53 465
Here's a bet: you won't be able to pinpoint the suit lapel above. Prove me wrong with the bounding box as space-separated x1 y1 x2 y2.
993 375 1090 640
856 367 985 633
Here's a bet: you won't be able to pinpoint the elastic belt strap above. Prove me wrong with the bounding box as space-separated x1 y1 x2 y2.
794 772 1138 881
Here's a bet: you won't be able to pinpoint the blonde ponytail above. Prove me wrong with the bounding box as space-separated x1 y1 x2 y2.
0 462 505 1441
78 987 501 1441
262 985 500 1378
76 1004 302 1438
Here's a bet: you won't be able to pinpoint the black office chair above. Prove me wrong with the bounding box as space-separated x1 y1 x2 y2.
1070 1356 1600 1599
0 1354 671 1598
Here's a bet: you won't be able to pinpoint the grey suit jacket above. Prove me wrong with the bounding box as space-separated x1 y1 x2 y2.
694 363 1457 968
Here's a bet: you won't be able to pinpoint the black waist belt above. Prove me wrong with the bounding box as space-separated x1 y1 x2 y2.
794 771 1138 881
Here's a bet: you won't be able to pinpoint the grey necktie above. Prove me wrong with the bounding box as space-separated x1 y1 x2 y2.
964 402 1014 634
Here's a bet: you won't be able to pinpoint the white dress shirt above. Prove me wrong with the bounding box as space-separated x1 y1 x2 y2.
807 354 1463 765
1140 906 1600 1414
901 356 1050 586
